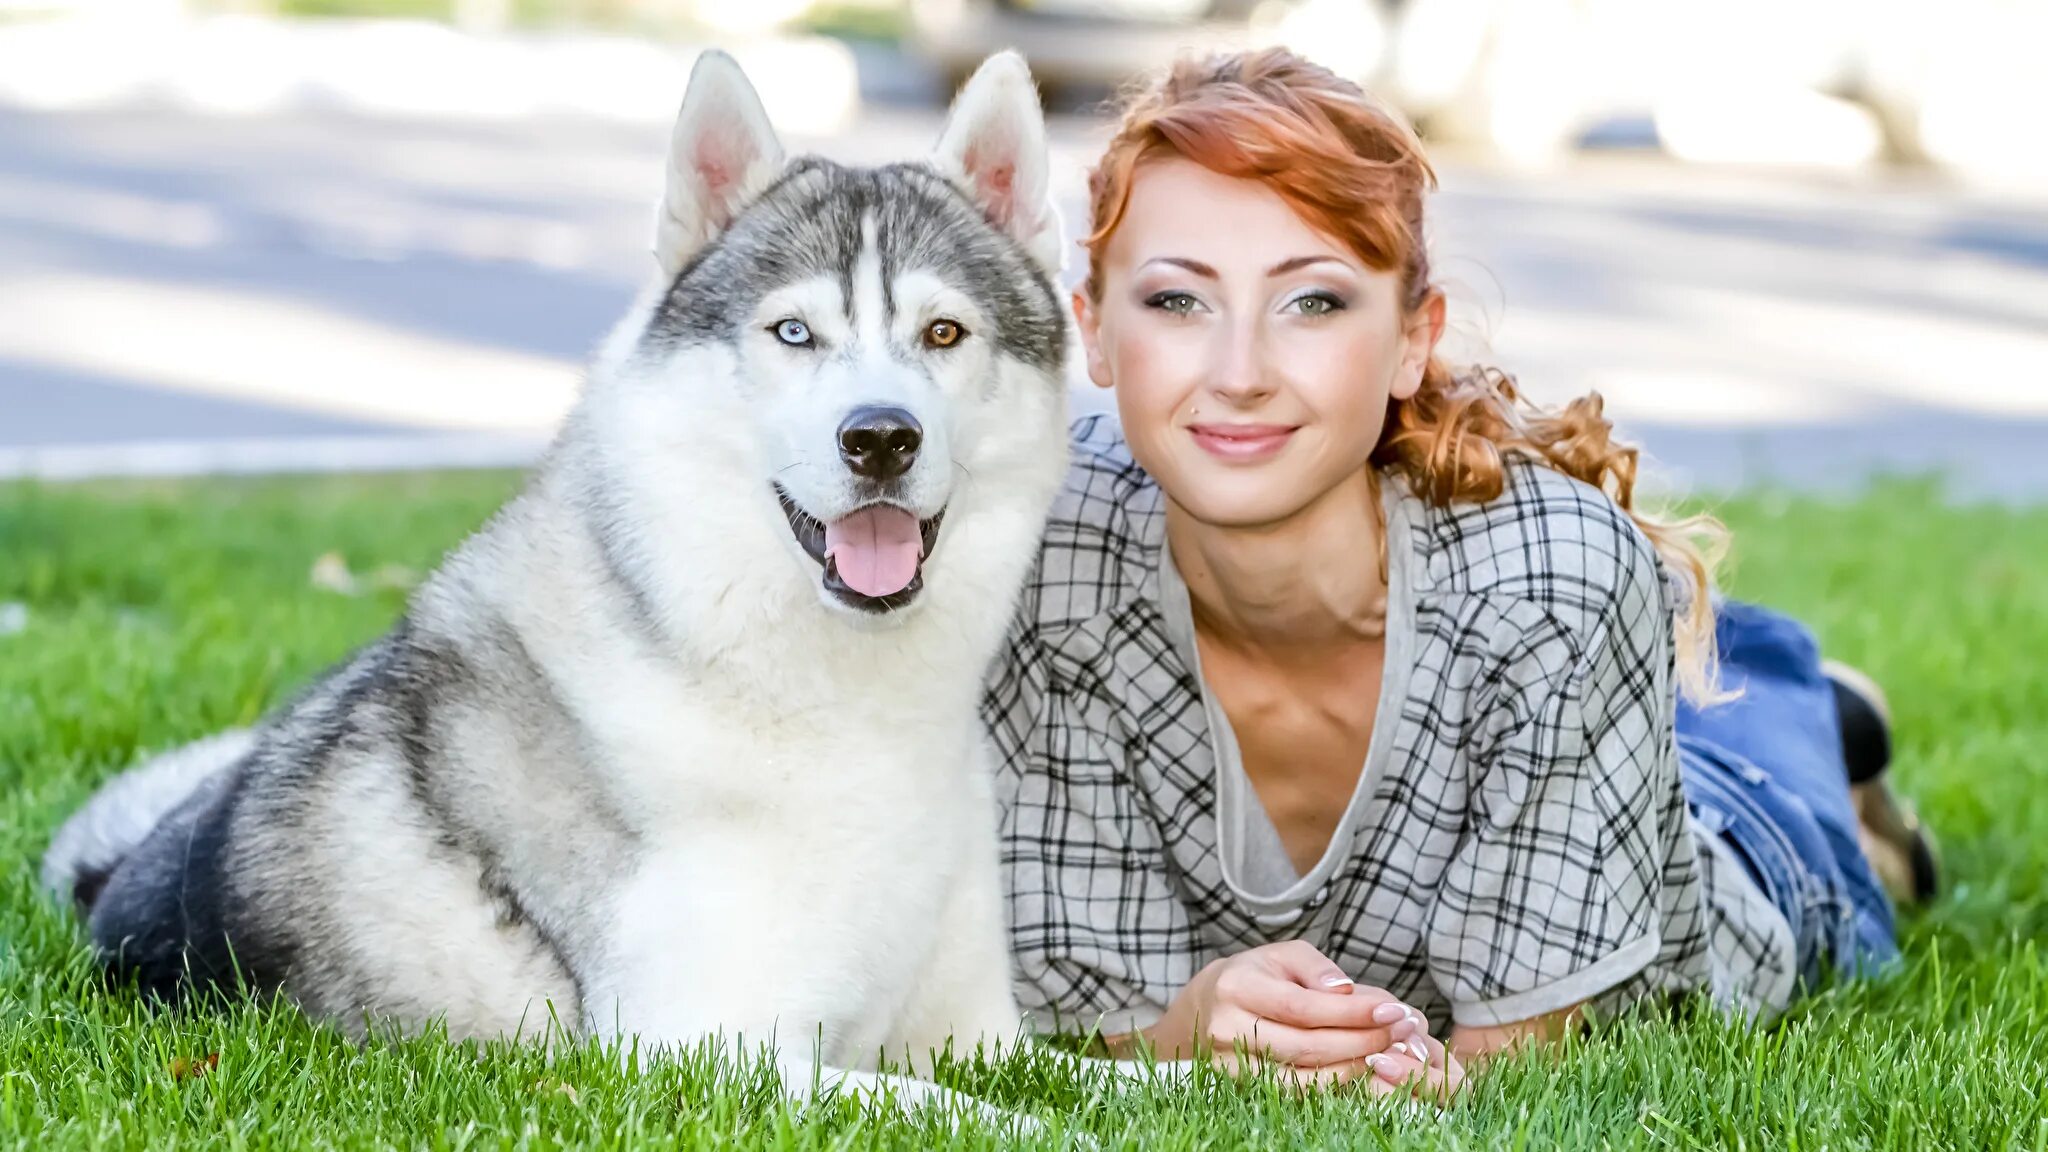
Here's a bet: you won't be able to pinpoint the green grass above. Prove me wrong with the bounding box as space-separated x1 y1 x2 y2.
2 474 2045 1149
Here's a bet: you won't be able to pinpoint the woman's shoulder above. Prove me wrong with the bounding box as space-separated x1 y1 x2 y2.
1015 414 1167 633
1401 456 1668 645
1057 412 1158 521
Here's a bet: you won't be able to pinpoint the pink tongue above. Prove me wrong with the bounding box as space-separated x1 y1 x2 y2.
825 506 923 598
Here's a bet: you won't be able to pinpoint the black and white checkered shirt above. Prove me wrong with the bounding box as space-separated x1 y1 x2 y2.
983 416 1795 1036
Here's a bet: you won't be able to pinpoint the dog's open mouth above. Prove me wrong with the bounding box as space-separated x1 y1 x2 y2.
776 486 944 614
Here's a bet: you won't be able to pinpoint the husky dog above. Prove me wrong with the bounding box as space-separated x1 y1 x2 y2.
41 50 1072 1118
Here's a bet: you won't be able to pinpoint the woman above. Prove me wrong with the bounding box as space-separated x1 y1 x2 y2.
983 48 1936 1099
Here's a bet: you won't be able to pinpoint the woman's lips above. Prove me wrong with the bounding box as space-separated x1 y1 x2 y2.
1188 423 1299 462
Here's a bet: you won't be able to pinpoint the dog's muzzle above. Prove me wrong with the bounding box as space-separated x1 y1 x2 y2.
775 485 945 614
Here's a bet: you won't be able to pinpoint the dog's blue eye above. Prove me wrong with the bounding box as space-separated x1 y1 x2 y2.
772 319 812 347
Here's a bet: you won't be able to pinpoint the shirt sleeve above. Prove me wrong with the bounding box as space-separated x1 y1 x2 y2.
980 617 1176 1037
1425 526 1689 1029
981 612 1047 789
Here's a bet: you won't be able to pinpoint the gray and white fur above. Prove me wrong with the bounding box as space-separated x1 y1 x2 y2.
41 50 1073 1121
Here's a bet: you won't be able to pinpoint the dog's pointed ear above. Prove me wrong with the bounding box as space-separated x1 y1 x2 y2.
656 50 786 278
933 51 1063 275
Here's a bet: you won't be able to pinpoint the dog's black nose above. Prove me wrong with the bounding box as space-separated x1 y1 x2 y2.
837 406 922 481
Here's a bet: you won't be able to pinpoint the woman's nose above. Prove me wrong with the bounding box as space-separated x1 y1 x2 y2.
1207 321 1274 405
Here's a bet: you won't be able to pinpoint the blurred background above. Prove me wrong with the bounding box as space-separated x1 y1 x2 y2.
2 0 2045 495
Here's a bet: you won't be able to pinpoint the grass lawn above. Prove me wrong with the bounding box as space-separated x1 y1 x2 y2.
1 472 2044 1149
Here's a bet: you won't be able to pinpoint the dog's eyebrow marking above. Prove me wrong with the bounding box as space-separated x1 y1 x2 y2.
873 198 899 324
851 210 892 357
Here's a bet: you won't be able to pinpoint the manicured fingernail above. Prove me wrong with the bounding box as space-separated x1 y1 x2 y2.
1372 1002 1407 1024
1364 1054 1387 1071
1322 974 1354 989
1391 1041 1412 1059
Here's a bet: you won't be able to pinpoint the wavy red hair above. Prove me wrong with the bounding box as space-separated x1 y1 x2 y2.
1082 48 1726 701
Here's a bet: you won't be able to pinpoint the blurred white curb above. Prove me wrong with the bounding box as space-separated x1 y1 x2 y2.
0 15 861 134
0 432 551 480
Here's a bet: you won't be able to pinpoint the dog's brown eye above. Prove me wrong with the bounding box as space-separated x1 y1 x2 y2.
924 319 964 349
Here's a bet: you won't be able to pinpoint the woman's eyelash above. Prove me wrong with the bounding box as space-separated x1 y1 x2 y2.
1142 290 1348 315
1290 290 1348 314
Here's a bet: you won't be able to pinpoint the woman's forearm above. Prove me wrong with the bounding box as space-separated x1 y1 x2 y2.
1446 1003 1586 1064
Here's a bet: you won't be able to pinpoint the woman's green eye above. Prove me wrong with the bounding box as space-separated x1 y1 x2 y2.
1291 293 1344 316
1147 292 1198 315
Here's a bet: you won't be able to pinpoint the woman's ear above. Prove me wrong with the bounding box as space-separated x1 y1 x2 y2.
1072 289 1112 390
1394 291 1446 401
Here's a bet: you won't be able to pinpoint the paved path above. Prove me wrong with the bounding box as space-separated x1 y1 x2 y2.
3 96 2046 496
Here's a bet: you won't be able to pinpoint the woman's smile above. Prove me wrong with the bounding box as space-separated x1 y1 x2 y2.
1187 422 1300 462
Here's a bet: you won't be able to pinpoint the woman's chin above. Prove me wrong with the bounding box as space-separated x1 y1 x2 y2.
1163 458 1381 533
1168 485 1323 531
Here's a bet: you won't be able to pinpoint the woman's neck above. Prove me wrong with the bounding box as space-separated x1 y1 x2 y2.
1167 468 1386 662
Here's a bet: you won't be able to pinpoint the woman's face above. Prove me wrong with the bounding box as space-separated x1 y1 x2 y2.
1075 157 1443 530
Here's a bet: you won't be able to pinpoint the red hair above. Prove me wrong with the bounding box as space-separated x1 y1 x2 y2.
1084 49 1726 701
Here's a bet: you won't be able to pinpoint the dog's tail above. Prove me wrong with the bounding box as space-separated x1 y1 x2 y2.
40 729 256 915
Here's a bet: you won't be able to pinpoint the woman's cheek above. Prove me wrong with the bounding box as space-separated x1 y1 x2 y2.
1301 336 1393 432
1112 333 1193 420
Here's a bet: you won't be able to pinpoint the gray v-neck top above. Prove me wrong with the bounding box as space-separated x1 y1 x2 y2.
1154 481 1417 931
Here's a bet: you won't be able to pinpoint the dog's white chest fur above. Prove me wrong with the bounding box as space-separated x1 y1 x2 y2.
575 665 1008 1068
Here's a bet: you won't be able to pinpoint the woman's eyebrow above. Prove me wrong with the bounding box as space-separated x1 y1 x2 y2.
1266 254 1353 276
1136 255 1354 278
1138 256 1218 278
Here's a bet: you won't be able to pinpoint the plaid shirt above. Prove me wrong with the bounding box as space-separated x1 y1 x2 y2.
983 415 1795 1035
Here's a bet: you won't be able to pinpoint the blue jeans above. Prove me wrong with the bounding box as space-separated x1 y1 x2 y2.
1676 600 1900 989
